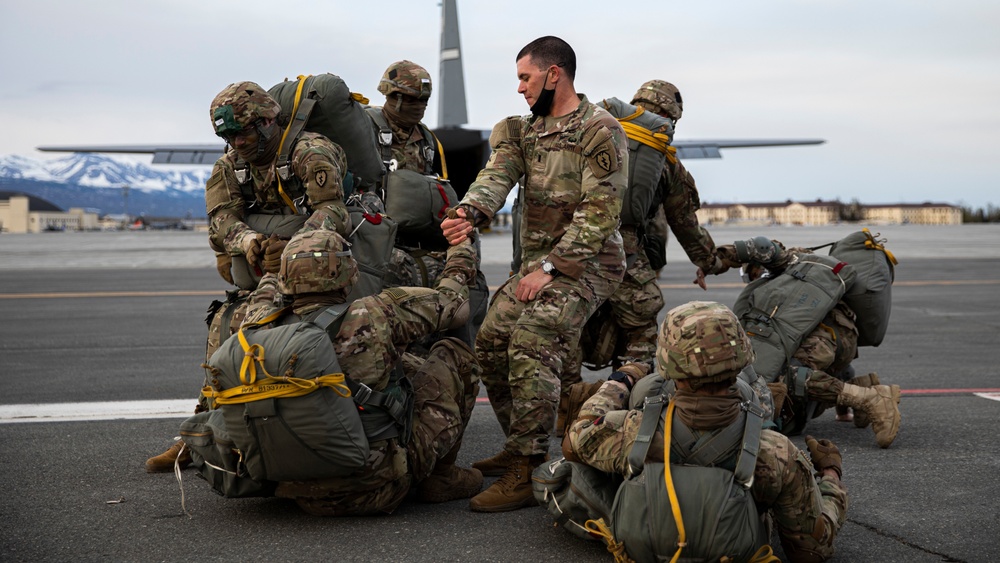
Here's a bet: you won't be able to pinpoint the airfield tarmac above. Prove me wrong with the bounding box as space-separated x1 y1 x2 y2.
1 224 999 562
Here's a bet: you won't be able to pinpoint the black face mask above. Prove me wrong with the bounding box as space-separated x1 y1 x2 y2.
530 75 556 118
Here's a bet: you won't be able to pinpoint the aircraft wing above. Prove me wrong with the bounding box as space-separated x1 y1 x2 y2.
37 144 224 165
672 138 825 159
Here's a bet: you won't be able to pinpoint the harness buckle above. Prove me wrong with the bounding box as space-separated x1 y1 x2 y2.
353 383 373 405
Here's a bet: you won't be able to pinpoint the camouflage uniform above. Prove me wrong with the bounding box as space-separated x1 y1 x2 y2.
205 82 351 279
244 236 482 515
460 95 628 456
566 302 848 561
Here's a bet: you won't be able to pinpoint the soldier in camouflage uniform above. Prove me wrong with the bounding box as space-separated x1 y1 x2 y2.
206 81 351 288
555 80 728 436
721 237 902 448
238 228 483 514
565 301 848 562
441 36 627 512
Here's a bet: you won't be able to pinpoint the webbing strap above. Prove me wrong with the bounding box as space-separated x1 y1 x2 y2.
309 303 351 340
619 121 671 154
670 412 744 469
627 395 667 476
275 75 315 212
429 128 449 180
862 227 898 265
662 400 687 563
235 307 292 385
205 372 350 405
734 401 765 488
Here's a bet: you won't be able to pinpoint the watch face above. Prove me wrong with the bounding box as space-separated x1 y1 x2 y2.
543 261 553 274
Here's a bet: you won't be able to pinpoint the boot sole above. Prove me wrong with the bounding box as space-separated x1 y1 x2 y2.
469 494 538 513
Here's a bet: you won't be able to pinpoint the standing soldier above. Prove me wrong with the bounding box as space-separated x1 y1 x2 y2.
441 36 627 512
206 81 352 290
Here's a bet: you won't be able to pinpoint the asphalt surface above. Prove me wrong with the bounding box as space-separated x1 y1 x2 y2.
1 225 999 562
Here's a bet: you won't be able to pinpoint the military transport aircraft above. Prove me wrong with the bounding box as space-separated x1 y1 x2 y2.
37 0 824 198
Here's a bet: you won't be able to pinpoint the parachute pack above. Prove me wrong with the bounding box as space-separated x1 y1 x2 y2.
268 74 385 191
600 97 674 229
533 379 770 561
734 253 857 382
825 228 897 346
191 302 414 497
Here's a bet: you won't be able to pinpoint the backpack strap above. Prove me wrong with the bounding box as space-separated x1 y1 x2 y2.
310 303 412 443
273 76 317 212
420 124 449 180
733 400 765 488
627 394 667 476
366 106 395 169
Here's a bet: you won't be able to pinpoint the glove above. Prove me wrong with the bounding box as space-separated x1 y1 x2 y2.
805 435 842 479
215 253 234 285
616 362 651 383
261 234 288 274
716 245 744 270
240 233 266 273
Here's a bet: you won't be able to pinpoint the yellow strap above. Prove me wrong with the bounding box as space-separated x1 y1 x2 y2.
234 307 292 385
204 372 351 405
434 132 449 180
817 322 837 342
748 544 781 563
350 92 370 105
665 145 678 165
619 121 672 155
663 399 687 563
275 75 312 212
583 518 635 563
861 227 899 266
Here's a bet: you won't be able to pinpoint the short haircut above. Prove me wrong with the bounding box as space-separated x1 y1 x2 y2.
516 36 576 81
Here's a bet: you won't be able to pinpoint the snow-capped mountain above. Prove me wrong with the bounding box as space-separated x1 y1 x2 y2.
0 153 210 193
0 153 209 217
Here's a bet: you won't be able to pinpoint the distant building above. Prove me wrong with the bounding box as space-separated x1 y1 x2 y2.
697 200 961 226
0 192 100 233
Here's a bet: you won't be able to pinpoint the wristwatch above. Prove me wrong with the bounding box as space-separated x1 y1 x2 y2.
540 259 560 276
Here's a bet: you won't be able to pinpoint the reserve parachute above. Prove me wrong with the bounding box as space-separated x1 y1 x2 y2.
825 229 897 346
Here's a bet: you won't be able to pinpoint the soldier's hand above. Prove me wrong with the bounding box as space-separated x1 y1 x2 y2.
241 233 266 274
805 435 842 479
693 268 708 290
441 207 474 245
215 254 234 285
515 269 552 303
716 246 743 270
616 362 651 382
262 234 288 274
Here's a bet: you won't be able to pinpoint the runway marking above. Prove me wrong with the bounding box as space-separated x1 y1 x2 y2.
4 390 997 424
0 290 221 299
2 279 998 298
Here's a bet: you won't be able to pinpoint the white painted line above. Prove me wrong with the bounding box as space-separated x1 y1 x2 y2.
0 400 197 424
974 392 1000 402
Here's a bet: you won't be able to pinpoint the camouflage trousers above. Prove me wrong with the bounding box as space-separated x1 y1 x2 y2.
276 338 480 516
476 271 619 456
798 304 859 404
756 431 848 561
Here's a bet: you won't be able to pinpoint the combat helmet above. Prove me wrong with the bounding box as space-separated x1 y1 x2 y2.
632 80 683 121
378 60 433 100
655 301 754 388
210 81 281 141
278 229 358 300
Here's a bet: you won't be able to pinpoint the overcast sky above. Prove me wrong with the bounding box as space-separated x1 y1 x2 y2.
2 0 997 208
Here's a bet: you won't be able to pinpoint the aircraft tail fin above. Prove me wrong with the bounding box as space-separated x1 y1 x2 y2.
438 0 468 128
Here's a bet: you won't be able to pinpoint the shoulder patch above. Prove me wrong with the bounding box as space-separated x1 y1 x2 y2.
488 116 524 149
582 124 621 179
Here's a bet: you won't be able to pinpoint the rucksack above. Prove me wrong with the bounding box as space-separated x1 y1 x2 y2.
610 382 769 562
200 313 370 484
599 97 673 229
269 74 385 191
734 253 857 383
824 229 897 347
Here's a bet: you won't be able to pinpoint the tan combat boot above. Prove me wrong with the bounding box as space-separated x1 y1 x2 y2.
418 465 484 503
836 383 901 448
469 454 545 513
471 449 517 476
145 439 192 473
847 373 886 428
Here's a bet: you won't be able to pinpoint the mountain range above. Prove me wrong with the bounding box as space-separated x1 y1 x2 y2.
0 153 210 218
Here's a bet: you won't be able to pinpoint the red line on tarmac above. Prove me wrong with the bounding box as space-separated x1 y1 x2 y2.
475 388 1000 404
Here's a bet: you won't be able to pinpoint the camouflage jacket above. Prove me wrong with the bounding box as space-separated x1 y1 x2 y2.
369 107 437 176
658 154 719 272
206 132 350 255
461 95 627 281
